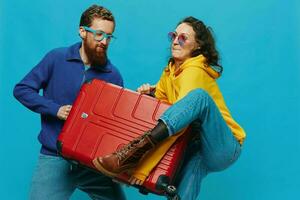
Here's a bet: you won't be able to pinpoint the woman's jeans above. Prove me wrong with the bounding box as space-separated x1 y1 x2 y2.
160 89 242 200
29 154 126 200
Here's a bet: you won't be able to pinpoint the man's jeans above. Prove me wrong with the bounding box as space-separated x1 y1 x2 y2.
29 154 126 200
160 89 242 200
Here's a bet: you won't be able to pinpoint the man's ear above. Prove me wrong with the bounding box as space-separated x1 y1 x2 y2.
79 27 86 39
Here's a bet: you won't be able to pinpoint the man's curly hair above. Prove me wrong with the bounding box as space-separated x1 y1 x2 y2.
79 5 115 27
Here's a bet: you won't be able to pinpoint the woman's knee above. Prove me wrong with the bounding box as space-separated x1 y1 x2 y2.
204 154 233 172
204 146 241 172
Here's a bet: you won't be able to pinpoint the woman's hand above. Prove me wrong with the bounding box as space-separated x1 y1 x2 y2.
57 105 72 120
136 83 156 95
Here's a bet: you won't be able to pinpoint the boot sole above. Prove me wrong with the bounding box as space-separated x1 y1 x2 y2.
92 158 123 178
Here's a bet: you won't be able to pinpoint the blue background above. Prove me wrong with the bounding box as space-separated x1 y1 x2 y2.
1 0 299 199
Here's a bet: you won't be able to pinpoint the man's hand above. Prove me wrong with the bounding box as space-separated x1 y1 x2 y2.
136 83 156 95
57 105 72 120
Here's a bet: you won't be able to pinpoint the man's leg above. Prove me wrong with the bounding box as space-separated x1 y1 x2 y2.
29 154 75 200
75 166 126 200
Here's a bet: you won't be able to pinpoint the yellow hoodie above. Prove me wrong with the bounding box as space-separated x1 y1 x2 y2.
131 55 246 181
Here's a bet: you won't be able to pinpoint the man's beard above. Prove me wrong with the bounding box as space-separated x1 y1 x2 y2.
84 40 108 68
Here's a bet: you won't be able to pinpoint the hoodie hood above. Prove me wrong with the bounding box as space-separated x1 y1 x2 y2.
166 55 221 79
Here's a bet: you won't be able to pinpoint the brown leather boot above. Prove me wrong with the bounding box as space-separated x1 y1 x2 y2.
93 131 157 177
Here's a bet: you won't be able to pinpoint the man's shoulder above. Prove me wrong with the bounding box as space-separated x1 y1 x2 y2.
46 42 80 59
44 46 67 60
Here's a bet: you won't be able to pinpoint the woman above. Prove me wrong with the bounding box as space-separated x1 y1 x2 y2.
93 16 246 199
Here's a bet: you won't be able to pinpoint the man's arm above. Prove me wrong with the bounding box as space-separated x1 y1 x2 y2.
13 52 61 117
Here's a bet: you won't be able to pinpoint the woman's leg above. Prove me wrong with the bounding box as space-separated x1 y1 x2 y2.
160 89 241 172
162 89 241 199
94 89 241 179
175 140 208 200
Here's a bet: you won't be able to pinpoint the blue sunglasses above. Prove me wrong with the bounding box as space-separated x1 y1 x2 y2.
168 32 188 47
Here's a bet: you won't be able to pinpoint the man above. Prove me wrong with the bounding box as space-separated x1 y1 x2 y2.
13 4 126 200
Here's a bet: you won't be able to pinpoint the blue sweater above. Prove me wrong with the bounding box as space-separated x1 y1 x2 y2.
13 42 124 156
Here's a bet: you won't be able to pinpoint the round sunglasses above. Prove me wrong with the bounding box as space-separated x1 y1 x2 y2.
168 32 189 47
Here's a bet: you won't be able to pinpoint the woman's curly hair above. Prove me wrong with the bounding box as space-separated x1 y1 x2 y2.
171 16 222 71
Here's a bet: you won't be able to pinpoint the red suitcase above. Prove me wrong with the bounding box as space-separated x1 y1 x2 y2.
57 79 191 199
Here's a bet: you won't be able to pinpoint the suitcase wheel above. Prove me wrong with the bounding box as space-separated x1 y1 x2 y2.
166 185 177 194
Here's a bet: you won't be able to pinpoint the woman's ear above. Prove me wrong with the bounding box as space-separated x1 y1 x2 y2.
78 27 86 39
196 42 201 50
191 46 202 57
193 46 201 52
